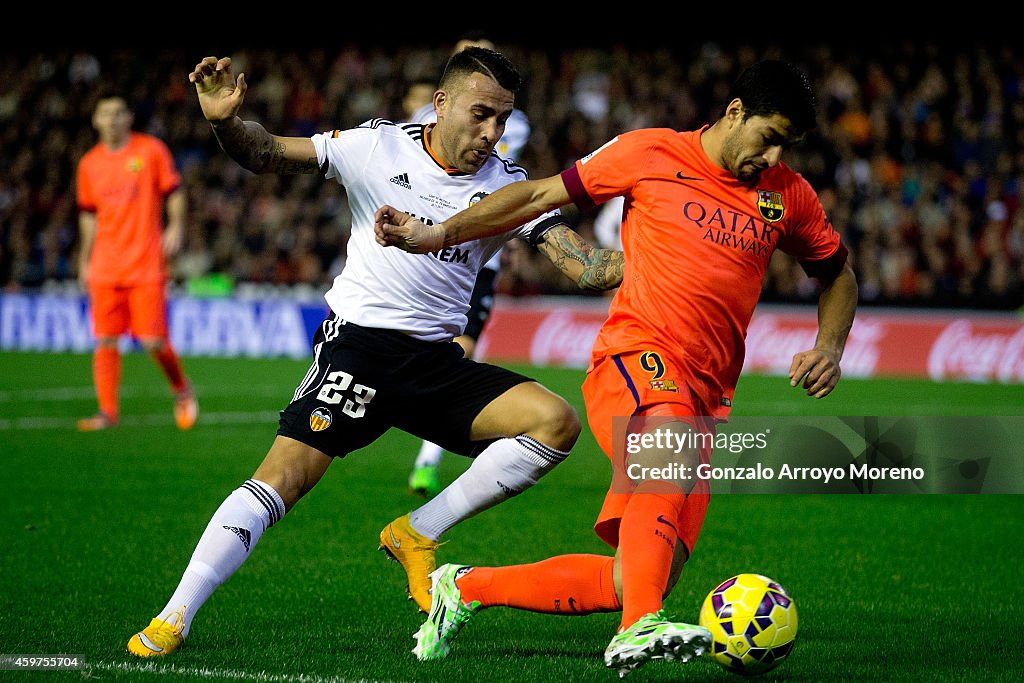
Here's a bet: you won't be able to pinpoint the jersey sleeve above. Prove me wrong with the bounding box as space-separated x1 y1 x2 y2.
152 137 182 195
311 126 375 185
561 130 661 212
777 175 848 284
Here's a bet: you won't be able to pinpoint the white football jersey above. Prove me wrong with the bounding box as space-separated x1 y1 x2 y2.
314 120 560 342
409 101 531 274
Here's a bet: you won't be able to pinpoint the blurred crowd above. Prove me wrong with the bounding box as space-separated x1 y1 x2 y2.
2 38 1023 311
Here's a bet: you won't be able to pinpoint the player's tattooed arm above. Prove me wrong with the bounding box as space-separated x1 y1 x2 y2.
210 119 318 175
190 56 318 175
538 225 624 291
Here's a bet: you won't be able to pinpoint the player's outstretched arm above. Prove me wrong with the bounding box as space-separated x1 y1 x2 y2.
189 56 317 175
375 175 571 252
537 225 624 292
789 262 858 398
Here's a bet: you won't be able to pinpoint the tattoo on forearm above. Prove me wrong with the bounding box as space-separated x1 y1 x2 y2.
540 228 589 271
541 227 624 291
581 249 624 291
212 120 316 174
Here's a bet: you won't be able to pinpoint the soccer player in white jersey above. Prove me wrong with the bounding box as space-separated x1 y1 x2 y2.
404 33 533 499
125 47 624 659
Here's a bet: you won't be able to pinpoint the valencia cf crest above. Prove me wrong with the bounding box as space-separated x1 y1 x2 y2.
756 189 784 223
469 191 489 207
309 407 333 432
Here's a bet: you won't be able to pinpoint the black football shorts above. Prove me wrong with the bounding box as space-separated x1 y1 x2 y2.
277 315 532 458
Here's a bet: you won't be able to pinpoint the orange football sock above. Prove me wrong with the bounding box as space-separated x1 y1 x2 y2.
617 485 688 630
457 554 620 614
93 345 121 419
151 342 187 393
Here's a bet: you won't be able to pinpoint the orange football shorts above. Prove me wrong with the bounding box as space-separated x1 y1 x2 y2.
582 350 714 554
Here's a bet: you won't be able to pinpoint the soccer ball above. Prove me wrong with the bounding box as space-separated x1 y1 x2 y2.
698 573 798 676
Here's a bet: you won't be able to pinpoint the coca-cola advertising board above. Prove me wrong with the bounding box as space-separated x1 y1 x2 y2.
476 297 1024 384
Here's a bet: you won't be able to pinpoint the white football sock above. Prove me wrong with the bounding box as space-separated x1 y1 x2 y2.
409 436 568 541
156 479 285 637
414 440 445 469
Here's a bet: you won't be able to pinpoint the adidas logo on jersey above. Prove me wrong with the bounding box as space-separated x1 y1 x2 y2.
389 172 412 190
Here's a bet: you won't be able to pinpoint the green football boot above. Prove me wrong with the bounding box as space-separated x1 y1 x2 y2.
408 464 442 499
604 610 711 677
412 563 481 661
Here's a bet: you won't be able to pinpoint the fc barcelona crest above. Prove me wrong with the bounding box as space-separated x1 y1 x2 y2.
756 189 784 223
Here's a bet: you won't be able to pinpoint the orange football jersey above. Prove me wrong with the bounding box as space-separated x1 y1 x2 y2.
76 132 181 286
562 126 845 414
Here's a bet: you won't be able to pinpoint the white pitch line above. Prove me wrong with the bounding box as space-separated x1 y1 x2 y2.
0 384 289 402
86 660 408 683
0 410 282 431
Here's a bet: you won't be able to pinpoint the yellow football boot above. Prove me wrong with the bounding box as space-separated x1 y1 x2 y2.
378 513 440 612
126 609 186 658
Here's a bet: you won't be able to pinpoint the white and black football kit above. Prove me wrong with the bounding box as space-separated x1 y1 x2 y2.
277 120 563 458
408 103 532 342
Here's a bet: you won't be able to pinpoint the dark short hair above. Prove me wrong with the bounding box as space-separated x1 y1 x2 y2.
93 88 128 106
438 46 522 94
91 90 131 115
729 59 817 134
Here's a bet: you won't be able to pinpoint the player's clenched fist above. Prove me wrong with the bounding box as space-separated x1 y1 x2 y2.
374 205 446 254
188 56 248 123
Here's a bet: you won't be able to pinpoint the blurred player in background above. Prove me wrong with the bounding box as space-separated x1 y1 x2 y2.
75 93 198 432
126 46 622 659
376 58 858 676
403 30 533 499
592 195 624 251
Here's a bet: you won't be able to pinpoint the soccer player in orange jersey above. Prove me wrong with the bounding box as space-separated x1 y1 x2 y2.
75 94 197 431
375 59 858 676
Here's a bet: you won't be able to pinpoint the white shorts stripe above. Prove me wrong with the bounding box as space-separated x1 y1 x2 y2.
292 318 345 402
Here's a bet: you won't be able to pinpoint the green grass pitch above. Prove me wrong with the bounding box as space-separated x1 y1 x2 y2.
1 351 1022 681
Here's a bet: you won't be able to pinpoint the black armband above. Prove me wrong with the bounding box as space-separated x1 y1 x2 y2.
527 216 570 248
799 242 849 286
